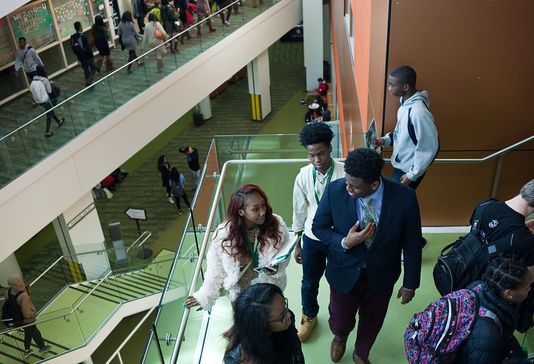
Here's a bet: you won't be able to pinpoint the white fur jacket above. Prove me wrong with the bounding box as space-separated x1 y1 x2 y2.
193 214 290 310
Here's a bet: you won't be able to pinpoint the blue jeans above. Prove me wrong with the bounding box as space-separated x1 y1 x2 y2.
392 167 425 190
301 234 328 317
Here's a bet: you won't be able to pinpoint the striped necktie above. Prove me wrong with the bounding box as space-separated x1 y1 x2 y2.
363 196 376 248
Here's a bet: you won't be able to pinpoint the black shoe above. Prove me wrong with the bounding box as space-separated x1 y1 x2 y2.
421 237 428 250
39 345 51 353
57 118 65 127
178 209 183 214
24 349 33 358
45 131 53 137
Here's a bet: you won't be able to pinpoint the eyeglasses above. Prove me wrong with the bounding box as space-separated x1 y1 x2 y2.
269 297 289 324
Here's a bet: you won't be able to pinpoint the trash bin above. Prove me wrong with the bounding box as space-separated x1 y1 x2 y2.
193 112 204 127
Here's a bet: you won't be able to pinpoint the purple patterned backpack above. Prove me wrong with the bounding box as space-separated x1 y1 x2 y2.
404 287 500 364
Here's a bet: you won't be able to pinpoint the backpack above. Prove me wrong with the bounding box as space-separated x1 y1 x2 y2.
70 33 91 60
433 199 514 296
1 289 24 327
404 288 500 364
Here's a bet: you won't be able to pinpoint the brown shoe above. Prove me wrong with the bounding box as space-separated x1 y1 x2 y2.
352 351 371 364
297 315 317 342
330 335 347 362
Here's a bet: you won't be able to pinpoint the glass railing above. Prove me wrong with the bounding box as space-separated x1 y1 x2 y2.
142 139 221 363
0 254 174 363
0 0 280 189
143 130 346 363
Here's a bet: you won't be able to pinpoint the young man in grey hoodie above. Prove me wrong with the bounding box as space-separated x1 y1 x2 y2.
376 65 439 190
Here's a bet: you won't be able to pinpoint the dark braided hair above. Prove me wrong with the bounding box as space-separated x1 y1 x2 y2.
483 255 529 295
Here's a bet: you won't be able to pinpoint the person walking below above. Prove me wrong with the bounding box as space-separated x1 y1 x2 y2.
131 0 148 34
169 167 191 214
70 22 97 87
29 66 65 137
157 155 174 204
196 0 216 36
160 0 179 53
142 13 168 73
92 15 114 72
14 37 44 83
179 145 201 190
215 0 233 26
118 11 142 74
6 274 50 358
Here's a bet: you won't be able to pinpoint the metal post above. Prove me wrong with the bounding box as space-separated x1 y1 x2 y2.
491 155 505 198
152 324 166 364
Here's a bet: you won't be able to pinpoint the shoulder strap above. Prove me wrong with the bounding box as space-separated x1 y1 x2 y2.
407 100 431 146
470 198 498 235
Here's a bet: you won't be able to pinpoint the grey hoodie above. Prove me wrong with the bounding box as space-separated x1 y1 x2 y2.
384 90 439 180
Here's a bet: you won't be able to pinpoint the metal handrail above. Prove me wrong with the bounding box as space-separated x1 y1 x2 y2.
72 270 113 312
126 231 152 253
105 306 157 364
29 255 65 287
0 0 244 143
0 254 167 337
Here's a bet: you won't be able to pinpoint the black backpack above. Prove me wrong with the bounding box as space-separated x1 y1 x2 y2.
1 289 24 327
433 199 514 296
70 33 91 60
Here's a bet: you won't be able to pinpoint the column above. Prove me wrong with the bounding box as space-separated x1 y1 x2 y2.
0 254 22 287
247 49 271 121
53 192 111 281
303 0 324 90
198 96 212 120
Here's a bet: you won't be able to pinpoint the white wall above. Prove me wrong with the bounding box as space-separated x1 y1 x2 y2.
0 0 302 264
0 0 31 18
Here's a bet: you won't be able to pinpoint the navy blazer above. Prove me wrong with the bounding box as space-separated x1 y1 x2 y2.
312 177 422 294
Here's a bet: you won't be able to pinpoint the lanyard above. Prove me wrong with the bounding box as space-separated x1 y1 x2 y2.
312 159 335 205
246 232 259 268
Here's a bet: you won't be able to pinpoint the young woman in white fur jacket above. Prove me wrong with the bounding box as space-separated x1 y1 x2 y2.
185 184 290 310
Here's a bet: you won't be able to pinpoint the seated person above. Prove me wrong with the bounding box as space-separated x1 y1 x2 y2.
223 283 305 364
300 77 329 104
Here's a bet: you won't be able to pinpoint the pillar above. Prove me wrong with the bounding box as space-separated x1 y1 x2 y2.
303 0 324 90
247 49 271 121
0 254 22 287
53 192 111 281
198 96 212 120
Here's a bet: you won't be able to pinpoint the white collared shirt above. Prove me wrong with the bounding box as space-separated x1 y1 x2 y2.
292 159 345 240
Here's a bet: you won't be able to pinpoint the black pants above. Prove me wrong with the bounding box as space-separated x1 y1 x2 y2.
24 323 45 350
136 16 145 33
40 99 61 133
80 58 97 86
173 193 191 211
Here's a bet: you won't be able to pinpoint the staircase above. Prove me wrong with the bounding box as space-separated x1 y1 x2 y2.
0 249 176 363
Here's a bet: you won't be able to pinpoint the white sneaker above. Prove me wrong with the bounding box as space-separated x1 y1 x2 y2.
168 197 174 204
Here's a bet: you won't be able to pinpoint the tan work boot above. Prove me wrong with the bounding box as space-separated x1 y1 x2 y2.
298 314 317 342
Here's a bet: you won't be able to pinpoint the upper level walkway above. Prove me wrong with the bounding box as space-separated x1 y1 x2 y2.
0 1 280 189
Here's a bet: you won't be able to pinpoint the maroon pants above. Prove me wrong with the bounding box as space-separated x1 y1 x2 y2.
328 270 393 360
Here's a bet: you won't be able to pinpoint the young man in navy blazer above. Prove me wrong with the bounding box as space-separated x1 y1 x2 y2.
312 148 423 363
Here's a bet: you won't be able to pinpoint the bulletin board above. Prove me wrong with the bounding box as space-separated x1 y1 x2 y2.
52 0 93 39
10 2 56 49
0 18 15 67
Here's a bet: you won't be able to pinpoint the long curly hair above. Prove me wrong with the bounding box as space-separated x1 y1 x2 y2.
220 184 282 259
